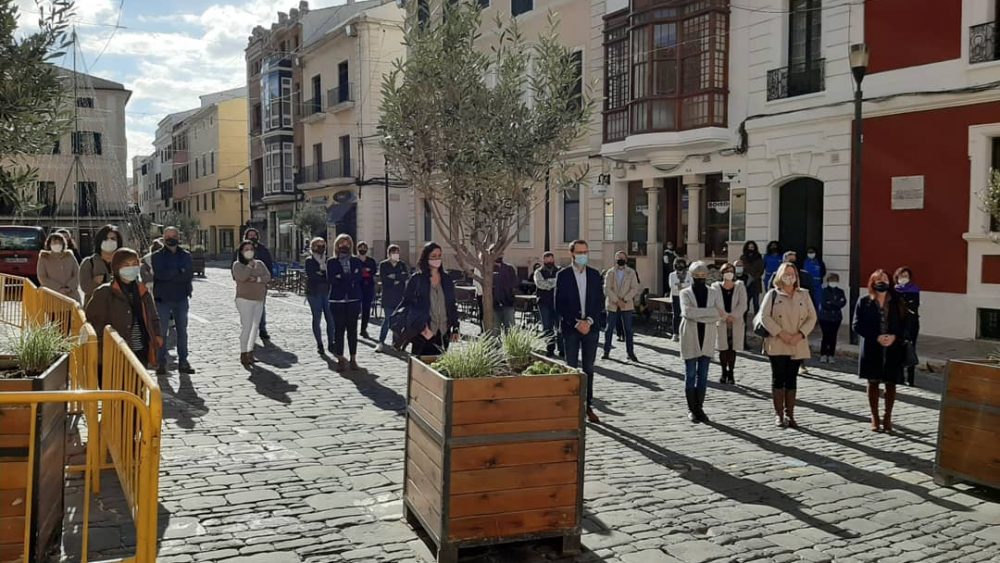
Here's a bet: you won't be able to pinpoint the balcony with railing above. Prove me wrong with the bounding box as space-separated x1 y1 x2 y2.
766 59 826 101
295 159 353 187
326 83 355 113
970 21 999 64
298 98 326 124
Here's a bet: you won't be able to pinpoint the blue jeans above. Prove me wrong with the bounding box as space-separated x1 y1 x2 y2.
684 356 711 391
379 302 400 344
306 294 335 348
604 310 634 356
538 304 560 354
259 304 268 335
563 329 599 406
156 299 189 366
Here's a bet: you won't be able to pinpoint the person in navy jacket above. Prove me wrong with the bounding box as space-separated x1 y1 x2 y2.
356 240 378 339
376 244 409 353
397 242 460 355
304 237 335 355
327 234 364 372
152 226 195 375
554 239 605 423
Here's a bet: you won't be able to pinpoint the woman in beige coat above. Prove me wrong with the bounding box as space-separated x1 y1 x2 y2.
602 251 640 362
37 232 81 303
713 262 748 384
757 262 817 428
679 261 722 423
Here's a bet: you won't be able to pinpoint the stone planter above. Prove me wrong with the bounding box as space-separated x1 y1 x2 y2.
402 354 586 563
0 353 69 562
934 359 999 489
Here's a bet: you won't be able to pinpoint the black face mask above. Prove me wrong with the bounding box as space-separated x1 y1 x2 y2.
675 265 686 272
314 247 325 254
874 282 890 293
616 259 626 267
692 278 707 287
543 262 555 268
338 247 350 256
358 249 367 255
248 239 258 246
164 238 179 247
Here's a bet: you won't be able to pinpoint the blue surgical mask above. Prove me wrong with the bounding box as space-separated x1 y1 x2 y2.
574 254 589 267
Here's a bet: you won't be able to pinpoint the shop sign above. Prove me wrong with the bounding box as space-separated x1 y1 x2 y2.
707 200 730 214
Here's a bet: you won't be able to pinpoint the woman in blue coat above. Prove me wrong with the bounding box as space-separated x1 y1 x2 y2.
762 240 783 290
803 246 826 308
397 242 460 356
852 269 908 434
305 237 335 356
327 234 364 371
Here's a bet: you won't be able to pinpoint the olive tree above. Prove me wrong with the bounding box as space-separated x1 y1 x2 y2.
0 0 74 215
380 1 591 329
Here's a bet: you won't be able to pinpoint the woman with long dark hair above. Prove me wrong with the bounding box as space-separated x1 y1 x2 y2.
81 224 123 305
232 240 271 367
739 240 764 313
853 269 908 433
327 234 364 371
713 262 748 384
398 242 460 355
894 266 920 386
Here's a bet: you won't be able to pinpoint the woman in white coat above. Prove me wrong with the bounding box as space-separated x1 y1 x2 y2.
713 262 748 384
679 261 722 423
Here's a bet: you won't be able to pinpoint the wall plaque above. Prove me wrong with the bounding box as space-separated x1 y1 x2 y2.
891 175 924 210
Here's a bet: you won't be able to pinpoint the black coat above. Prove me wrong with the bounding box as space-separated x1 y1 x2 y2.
852 294 907 383
397 270 460 344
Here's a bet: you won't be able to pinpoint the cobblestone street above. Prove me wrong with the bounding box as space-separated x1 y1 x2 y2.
96 267 999 563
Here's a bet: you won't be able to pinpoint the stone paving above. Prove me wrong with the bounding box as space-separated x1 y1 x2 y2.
72 266 999 563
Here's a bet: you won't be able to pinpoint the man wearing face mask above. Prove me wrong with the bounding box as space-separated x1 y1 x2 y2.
376 244 410 353
533 251 562 357
603 251 640 362
356 241 378 339
238 228 274 341
555 240 605 423
662 242 677 296
492 254 518 332
818 273 847 363
668 257 690 342
152 226 195 375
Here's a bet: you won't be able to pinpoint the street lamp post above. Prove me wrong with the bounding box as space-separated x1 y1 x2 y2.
384 156 391 251
238 182 246 236
848 43 869 345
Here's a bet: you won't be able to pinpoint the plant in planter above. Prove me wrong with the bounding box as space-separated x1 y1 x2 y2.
405 330 586 563
0 323 74 561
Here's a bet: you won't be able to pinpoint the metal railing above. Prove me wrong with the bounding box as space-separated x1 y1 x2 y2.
299 98 324 119
327 82 354 106
295 159 350 184
766 59 826 101
970 21 999 64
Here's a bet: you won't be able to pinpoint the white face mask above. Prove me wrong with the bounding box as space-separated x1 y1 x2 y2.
50 243 64 253
735 267 744 275
828 282 839 289
807 253 816 259
663 256 671 264
723 272 734 281
242 250 255 261
897 277 909 285
101 240 117 253
390 253 400 263
118 265 140 282
428 259 442 269
781 275 796 286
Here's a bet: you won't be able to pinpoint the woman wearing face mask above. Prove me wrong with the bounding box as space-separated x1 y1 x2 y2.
305 237 335 355
55 228 81 263
803 247 826 309
668 257 690 342
893 267 920 386
327 234 364 371
679 261 722 423
762 241 783 291
377 244 410 353
85 248 162 370
853 270 908 433
37 232 81 303
757 262 816 428
817 273 847 363
398 242 460 355
80 224 124 305
739 241 764 313
712 262 747 384
232 240 272 367
356 241 378 339
603 251 640 362
661 242 677 296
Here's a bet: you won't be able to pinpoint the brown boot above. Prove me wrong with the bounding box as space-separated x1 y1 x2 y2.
784 390 798 428
240 352 250 367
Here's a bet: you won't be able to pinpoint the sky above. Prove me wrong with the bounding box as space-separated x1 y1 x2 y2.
16 0 350 176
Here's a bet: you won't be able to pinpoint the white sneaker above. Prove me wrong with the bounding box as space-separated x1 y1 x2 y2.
672 335 680 342
375 343 386 353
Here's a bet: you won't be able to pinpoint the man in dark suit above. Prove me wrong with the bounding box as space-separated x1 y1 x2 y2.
555 239 605 423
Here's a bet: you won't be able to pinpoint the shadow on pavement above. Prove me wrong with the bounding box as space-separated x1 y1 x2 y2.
248 364 299 404
590 422 856 539
796 426 934 476
593 364 664 392
253 342 299 368
326 357 406 413
591 397 625 417
709 421 969 512
157 373 208 430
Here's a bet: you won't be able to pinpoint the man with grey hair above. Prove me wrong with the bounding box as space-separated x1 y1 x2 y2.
152 226 195 375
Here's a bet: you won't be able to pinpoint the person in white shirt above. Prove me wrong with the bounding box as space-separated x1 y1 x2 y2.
667 257 690 342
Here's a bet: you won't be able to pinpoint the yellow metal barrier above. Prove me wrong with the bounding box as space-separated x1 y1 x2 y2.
0 389 156 563
29 286 79 336
100 328 162 563
0 272 34 328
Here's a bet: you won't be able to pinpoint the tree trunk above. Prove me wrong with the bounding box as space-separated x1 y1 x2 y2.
480 259 495 333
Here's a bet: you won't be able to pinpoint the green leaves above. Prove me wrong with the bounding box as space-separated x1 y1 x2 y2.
294 205 328 239
4 322 73 378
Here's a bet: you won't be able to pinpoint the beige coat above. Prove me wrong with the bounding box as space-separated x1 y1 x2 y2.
604 266 640 312
679 285 722 360
757 288 817 360
713 280 748 351
37 250 81 303
80 255 114 305
232 260 271 301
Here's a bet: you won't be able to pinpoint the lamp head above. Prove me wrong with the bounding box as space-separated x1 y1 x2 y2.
849 43 869 84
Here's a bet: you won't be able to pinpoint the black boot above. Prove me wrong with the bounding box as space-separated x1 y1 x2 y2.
696 388 710 423
906 367 916 387
685 389 699 423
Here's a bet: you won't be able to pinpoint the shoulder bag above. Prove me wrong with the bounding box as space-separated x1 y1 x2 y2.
753 289 776 338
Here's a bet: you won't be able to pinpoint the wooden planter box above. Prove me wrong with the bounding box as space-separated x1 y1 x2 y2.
0 354 69 563
934 359 1000 489
403 355 586 563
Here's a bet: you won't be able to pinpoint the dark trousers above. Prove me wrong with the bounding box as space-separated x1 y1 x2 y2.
412 331 447 356
769 355 801 390
671 296 682 336
819 320 839 356
604 310 634 356
538 304 561 355
360 292 375 334
332 301 360 357
563 329 598 406
259 303 267 335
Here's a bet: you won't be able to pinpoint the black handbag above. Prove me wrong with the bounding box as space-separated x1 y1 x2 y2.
753 290 776 338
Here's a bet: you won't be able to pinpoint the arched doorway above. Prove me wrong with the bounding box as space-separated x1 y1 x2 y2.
327 189 358 240
778 178 824 258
